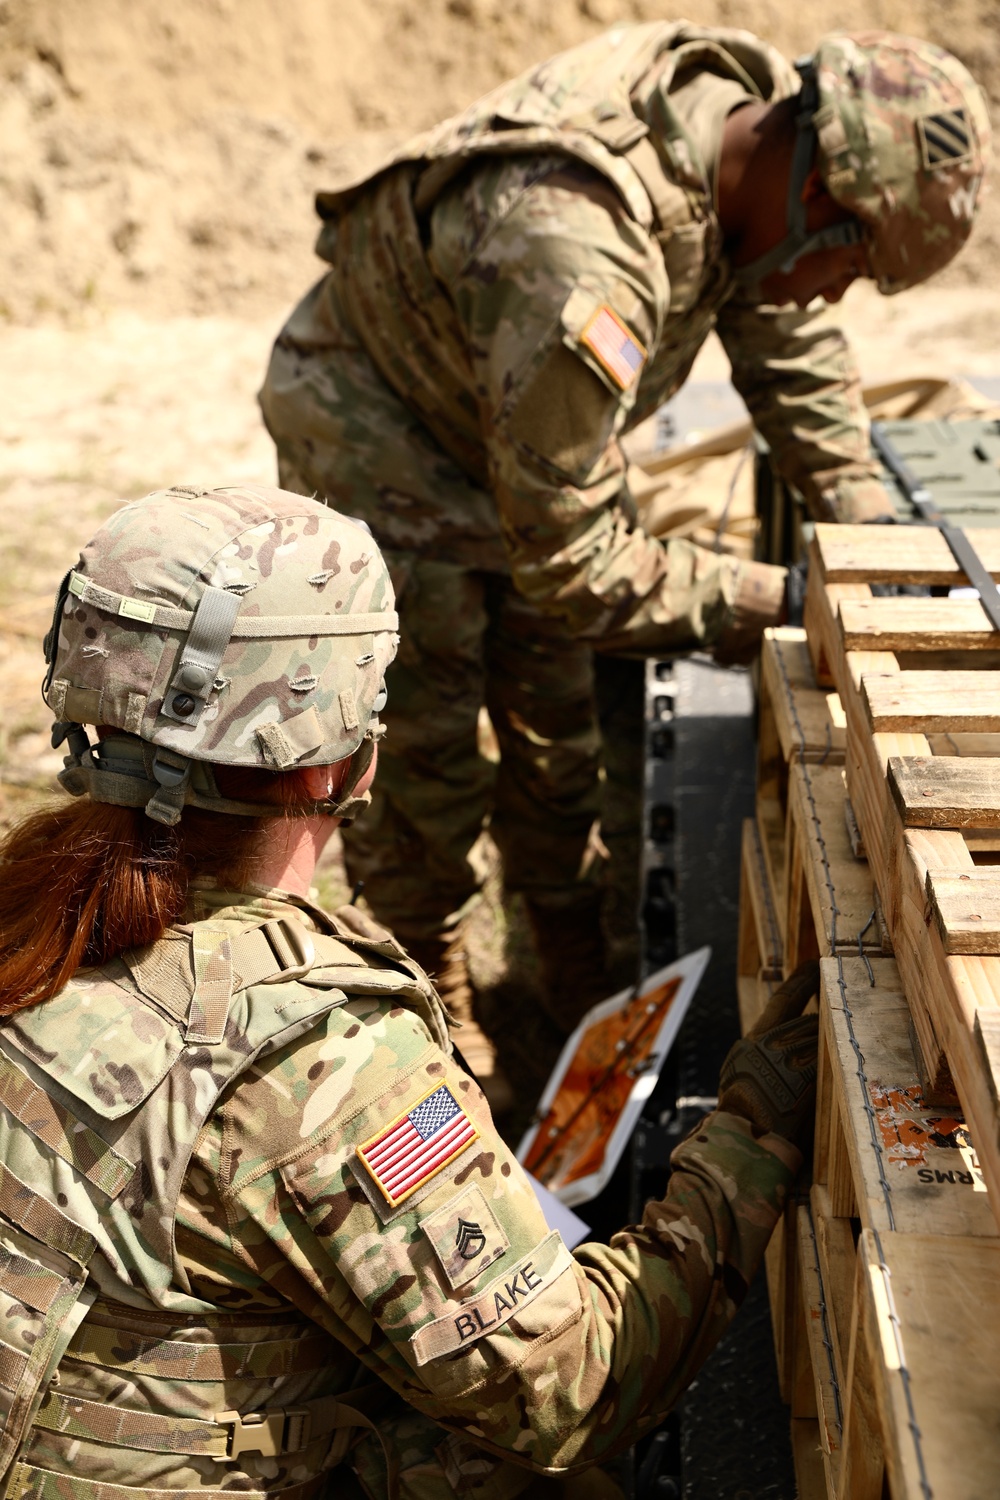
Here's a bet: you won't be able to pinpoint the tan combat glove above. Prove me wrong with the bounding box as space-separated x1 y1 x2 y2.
717 960 820 1146
812 474 897 524
714 559 787 666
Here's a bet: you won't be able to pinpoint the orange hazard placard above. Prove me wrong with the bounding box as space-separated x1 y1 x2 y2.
517 949 709 1207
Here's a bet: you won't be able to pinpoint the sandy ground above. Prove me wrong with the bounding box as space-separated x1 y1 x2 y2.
3 0 998 323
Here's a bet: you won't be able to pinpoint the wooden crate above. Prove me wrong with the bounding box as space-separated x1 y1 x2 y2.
806 524 1000 1165
857 1229 1000 1500
752 536 1000 1497
783 760 885 971
816 957 992 1241
784 955 998 1500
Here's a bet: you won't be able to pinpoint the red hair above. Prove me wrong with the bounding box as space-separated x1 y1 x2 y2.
0 763 324 1017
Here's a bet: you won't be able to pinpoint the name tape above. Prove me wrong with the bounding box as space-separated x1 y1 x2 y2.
409 1230 573 1365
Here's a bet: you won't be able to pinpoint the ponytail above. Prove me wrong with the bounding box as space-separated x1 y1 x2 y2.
0 796 268 1016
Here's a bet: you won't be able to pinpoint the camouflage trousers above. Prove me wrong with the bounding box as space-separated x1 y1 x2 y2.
343 549 604 943
260 277 605 944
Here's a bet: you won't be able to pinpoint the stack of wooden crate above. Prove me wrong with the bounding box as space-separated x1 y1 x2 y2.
738 523 1000 1500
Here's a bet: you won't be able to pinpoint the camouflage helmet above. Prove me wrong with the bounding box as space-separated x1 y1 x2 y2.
734 32 990 295
43 484 399 826
813 33 991 293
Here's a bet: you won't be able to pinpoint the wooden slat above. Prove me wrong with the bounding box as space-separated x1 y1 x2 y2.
814 521 1000 584
830 649 956 1101
805 575 872 688
819 957 994 1238
765 1201 799 1404
791 762 881 960
739 817 783 972
860 1231 1000 1500
889 754 1000 828
835 1251 884 1500
810 1184 856 1399
760 627 846 762
756 796 787 940
926 731 1000 757
926 868 1000 955
790 1418 830 1500
864 670 1000 732
840 595 1000 650
796 1205 843 1484
785 763 880 963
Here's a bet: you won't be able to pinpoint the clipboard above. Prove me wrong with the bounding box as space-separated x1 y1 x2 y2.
517 947 710 1207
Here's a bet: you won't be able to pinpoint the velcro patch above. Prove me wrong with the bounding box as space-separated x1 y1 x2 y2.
420 1185 509 1291
356 1084 479 1208
917 108 973 169
410 1231 573 1364
579 305 646 390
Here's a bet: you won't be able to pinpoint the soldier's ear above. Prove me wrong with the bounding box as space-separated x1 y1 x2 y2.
300 763 345 799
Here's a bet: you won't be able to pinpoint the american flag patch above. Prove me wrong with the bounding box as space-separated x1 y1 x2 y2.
579 305 647 391
357 1085 479 1207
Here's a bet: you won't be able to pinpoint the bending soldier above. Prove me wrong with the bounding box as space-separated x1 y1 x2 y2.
259 24 990 1103
0 485 819 1500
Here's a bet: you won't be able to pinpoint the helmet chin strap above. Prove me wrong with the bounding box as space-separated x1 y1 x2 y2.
731 60 864 291
52 725 383 827
314 732 379 824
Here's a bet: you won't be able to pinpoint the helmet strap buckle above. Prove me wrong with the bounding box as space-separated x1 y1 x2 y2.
146 748 193 826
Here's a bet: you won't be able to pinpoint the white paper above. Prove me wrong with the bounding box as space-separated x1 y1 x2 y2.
525 1170 591 1248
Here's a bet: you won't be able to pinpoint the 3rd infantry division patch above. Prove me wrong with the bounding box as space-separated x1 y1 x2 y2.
356 1084 479 1207
917 108 973 168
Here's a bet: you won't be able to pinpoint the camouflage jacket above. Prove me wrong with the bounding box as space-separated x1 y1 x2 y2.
0 888 797 1497
305 23 887 651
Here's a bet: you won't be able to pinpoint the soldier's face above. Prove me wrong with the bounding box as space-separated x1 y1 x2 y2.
758 188 872 309
759 242 871 307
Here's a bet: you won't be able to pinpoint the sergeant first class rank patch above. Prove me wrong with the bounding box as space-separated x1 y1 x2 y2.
579 304 647 390
421 1185 510 1290
356 1085 479 1208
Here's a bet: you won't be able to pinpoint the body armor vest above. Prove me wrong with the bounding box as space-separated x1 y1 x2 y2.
0 908 449 1500
312 22 795 478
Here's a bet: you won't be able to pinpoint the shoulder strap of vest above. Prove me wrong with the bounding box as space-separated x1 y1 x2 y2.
123 912 452 1055
620 133 698 232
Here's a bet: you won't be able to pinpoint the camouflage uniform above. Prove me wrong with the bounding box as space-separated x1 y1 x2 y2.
258 22 889 940
0 886 798 1499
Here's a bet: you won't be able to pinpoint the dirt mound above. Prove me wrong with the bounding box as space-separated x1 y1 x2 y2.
2 0 998 323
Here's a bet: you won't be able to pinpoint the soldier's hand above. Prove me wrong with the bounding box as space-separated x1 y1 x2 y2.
717 960 820 1145
714 560 787 666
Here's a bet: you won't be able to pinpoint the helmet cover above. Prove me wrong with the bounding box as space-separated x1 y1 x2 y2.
812 32 991 293
43 484 399 823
